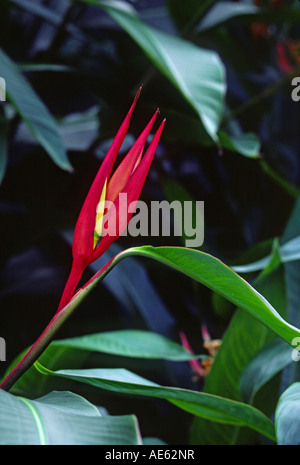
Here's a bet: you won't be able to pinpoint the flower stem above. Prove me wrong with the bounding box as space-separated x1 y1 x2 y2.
0 259 85 392
0 254 121 392
56 259 85 313
0 292 84 392
0 250 128 392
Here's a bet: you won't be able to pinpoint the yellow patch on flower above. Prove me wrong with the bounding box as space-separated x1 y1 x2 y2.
94 179 107 248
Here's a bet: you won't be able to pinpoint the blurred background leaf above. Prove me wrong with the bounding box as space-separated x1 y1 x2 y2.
0 48 72 172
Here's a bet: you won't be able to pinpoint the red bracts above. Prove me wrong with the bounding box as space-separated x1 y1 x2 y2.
57 89 165 312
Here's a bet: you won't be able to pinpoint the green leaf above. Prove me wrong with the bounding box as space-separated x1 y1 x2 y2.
218 130 260 158
36 364 276 441
53 329 205 361
240 338 293 405
162 107 260 158
275 383 300 445
0 389 141 445
4 342 90 398
5 328 206 397
190 238 287 444
0 48 72 171
232 235 300 274
5 245 299 407
197 1 259 32
282 197 300 330
143 437 167 445
197 2 300 33
79 0 226 142
117 246 300 346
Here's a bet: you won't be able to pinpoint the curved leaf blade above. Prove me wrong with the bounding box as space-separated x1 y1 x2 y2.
240 338 293 405
116 246 300 346
233 235 300 274
190 247 287 444
4 328 206 398
0 389 141 445
0 48 72 171
54 329 205 361
36 365 276 441
80 0 226 141
275 383 300 445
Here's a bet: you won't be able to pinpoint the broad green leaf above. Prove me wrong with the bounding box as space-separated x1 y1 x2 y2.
192 311 276 445
4 245 299 405
77 0 259 157
42 244 300 356
272 201 300 442
53 329 205 361
116 246 300 346
276 197 300 391
232 197 300 394
0 48 72 171
36 364 276 441
275 383 300 445
5 328 206 398
240 338 293 405
282 197 300 330
190 243 287 444
79 0 226 142
0 389 141 445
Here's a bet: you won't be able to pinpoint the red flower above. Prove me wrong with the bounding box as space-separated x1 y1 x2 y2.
276 41 293 74
57 88 165 312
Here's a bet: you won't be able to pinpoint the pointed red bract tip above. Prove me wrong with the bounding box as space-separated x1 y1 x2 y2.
71 88 142 262
105 108 160 205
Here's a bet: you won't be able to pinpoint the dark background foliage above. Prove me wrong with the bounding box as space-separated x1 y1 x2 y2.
1 0 300 444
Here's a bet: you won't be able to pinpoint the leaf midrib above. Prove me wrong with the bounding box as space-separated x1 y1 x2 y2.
18 397 46 445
